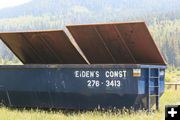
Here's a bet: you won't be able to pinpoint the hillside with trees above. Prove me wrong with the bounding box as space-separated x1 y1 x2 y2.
0 0 180 66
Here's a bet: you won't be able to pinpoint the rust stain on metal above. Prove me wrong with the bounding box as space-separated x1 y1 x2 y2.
0 30 87 64
67 22 166 65
39 31 87 64
115 22 166 65
67 26 115 64
0 22 166 65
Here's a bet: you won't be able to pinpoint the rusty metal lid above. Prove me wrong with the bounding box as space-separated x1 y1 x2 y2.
67 22 166 65
0 30 87 64
0 22 166 65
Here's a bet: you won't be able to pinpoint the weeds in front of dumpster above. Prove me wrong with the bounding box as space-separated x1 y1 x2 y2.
0 90 178 120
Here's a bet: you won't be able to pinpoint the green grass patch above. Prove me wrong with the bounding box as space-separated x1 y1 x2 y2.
165 68 180 82
0 90 179 120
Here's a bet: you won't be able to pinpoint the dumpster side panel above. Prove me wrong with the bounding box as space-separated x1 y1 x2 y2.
0 65 165 109
0 65 140 109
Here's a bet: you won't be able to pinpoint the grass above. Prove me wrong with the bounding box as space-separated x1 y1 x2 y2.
0 90 179 120
166 71 180 82
165 68 180 82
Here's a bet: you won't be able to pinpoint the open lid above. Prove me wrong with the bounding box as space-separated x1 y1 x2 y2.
0 30 87 64
67 22 166 65
0 22 166 65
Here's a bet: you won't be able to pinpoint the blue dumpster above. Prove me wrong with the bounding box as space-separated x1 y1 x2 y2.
0 64 165 110
0 22 166 111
